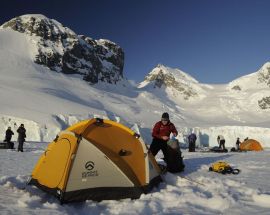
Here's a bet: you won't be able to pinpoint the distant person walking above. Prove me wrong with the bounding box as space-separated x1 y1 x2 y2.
17 124 26 152
217 135 225 150
150 112 178 162
4 126 14 149
236 137 241 150
188 132 197 152
5 127 14 143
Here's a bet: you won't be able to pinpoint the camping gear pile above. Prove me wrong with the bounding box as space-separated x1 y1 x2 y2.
209 161 240 175
28 118 162 203
209 146 228 153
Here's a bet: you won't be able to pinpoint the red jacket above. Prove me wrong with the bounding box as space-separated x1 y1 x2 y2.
152 121 178 139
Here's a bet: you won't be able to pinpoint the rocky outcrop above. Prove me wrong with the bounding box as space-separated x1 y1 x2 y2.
1 14 124 84
258 96 270 109
231 85 241 91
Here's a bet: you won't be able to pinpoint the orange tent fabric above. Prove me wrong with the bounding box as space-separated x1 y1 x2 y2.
240 139 263 151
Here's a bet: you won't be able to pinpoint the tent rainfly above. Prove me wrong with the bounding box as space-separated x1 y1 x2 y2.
240 139 264 151
28 118 162 203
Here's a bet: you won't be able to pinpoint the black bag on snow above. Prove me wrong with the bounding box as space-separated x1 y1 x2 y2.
210 146 228 153
0 142 14 149
166 139 185 173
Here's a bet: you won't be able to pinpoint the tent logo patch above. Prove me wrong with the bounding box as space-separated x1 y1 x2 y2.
85 161 95 171
82 161 98 178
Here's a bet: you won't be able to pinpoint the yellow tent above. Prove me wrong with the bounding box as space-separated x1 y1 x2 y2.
240 139 263 151
28 118 162 203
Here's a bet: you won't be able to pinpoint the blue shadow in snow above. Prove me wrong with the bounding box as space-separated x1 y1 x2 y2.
41 88 104 109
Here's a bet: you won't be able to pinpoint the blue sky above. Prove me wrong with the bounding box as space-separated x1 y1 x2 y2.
1 0 270 83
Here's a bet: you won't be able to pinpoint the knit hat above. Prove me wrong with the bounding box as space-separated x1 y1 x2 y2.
161 112 169 120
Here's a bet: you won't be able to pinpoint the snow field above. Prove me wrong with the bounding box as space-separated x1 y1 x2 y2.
0 142 270 215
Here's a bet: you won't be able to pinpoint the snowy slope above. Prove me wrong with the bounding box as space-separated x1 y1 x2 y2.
0 28 135 141
228 62 270 90
227 62 270 110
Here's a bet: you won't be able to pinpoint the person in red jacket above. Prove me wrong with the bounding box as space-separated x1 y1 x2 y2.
150 112 178 162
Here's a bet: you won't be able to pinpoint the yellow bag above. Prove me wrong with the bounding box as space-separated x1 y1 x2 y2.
209 161 240 174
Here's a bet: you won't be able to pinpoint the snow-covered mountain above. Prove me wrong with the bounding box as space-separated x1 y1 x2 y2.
137 64 270 146
0 14 269 147
228 62 270 110
0 14 124 84
138 64 207 100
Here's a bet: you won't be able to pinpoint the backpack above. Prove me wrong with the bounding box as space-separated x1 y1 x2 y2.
166 139 185 173
209 161 240 174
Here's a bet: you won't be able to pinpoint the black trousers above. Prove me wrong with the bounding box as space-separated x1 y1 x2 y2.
150 138 168 162
219 140 225 150
5 137 11 143
18 140 24 152
189 140 196 152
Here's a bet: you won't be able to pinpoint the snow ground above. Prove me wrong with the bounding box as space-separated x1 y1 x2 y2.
0 142 269 215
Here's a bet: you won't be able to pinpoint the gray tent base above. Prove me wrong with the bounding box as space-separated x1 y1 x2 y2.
29 175 163 204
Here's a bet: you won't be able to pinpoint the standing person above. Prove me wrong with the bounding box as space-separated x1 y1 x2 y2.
236 137 241 150
217 135 226 150
4 127 14 149
17 124 26 152
150 112 178 162
5 127 14 143
188 132 197 152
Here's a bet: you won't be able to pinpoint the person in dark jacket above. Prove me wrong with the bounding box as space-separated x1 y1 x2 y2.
188 132 197 152
236 137 241 150
150 112 178 162
5 127 14 143
17 124 26 152
4 127 15 149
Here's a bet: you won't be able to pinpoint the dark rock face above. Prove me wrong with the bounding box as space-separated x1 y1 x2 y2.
1 15 124 84
231 85 241 91
258 97 270 109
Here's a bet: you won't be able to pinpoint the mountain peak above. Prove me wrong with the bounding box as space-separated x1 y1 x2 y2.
138 64 203 100
0 14 125 85
258 62 270 87
140 64 199 87
0 14 76 40
147 64 199 83
228 62 270 91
